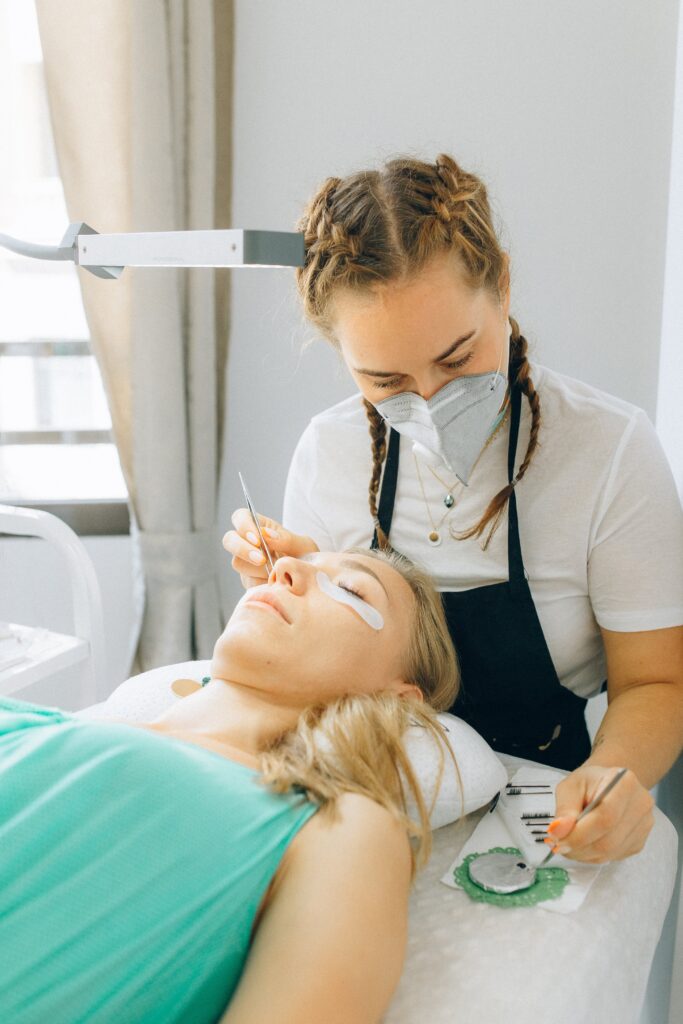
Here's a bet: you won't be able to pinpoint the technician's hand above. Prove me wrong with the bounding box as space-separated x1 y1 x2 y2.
544 765 655 864
223 509 319 589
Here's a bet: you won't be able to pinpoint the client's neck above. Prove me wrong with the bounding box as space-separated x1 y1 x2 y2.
151 677 301 761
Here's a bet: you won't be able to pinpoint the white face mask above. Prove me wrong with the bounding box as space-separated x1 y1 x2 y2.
374 330 510 485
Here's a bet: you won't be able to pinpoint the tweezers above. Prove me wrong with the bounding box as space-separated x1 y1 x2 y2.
238 471 275 574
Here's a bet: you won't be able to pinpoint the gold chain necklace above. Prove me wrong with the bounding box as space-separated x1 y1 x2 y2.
413 400 511 546
413 454 453 546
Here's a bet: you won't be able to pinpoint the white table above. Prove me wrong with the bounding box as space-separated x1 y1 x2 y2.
384 755 678 1024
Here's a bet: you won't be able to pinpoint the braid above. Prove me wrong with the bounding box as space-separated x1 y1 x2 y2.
510 319 542 484
455 320 542 549
433 154 485 221
363 398 390 550
420 154 495 282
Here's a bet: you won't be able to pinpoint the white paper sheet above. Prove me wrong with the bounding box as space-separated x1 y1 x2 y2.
441 765 603 913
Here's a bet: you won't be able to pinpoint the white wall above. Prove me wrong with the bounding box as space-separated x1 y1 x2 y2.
219 0 680 615
658 0 683 499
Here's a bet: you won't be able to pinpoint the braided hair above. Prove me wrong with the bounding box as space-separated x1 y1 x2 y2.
296 153 542 549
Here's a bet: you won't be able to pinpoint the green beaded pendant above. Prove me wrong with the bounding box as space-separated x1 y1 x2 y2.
453 846 570 908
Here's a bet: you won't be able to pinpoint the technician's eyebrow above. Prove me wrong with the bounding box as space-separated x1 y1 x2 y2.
354 330 476 377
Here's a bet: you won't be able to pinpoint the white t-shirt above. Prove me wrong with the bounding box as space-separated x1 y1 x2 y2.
283 363 683 700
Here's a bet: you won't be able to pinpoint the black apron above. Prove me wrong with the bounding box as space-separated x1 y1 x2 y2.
371 383 592 771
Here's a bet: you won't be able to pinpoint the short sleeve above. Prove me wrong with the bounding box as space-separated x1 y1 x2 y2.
282 421 336 551
587 409 683 631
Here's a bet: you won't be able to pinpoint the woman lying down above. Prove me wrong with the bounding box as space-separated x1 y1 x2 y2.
1 548 462 1024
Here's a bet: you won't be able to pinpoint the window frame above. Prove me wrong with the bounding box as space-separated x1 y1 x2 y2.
0 339 130 536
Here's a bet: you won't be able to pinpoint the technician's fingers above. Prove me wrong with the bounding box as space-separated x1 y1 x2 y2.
224 508 280 577
548 767 655 863
558 793 655 863
231 507 284 545
222 534 269 589
223 528 269 569
223 508 320 590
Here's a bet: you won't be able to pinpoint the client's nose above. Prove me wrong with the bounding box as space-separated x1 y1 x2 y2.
269 555 313 595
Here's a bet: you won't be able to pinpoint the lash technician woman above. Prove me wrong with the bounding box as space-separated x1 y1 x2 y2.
225 153 683 867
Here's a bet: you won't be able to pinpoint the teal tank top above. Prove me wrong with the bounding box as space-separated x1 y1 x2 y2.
0 695 319 1023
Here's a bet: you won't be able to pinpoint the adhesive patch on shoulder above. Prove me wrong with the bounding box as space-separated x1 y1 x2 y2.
171 678 203 698
315 572 384 630
454 847 570 908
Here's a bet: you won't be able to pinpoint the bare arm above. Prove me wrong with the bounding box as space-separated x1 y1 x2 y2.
219 792 413 1024
585 625 683 787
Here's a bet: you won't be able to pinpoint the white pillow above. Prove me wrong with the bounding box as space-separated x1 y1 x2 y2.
402 712 507 829
75 661 506 829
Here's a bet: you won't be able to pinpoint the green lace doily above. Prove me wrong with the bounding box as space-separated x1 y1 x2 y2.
453 846 570 908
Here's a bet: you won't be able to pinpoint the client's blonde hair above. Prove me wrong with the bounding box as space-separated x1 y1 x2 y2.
257 548 462 878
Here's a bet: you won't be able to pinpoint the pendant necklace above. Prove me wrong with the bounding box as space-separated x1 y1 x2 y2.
427 463 464 510
413 454 453 546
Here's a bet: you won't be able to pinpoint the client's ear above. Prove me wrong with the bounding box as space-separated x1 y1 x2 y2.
396 682 424 703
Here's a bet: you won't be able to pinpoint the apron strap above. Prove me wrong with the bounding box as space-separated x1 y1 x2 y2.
506 385 527 589
371 426 401 549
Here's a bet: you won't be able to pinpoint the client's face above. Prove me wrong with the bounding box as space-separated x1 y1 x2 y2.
211 552 418 705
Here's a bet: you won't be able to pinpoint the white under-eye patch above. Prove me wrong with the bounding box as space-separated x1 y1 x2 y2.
315 571 384 631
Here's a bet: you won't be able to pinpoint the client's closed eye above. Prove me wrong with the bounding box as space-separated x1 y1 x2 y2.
337 580 364 600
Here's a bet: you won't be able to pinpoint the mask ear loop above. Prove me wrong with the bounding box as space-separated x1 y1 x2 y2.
491 319 511 391
489 320 512 401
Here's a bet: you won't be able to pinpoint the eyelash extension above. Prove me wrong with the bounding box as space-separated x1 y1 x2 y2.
337 581 364 600
372 349 475 391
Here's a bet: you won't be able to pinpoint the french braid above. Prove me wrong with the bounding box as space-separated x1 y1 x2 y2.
296 153 542 546
362 398 390 550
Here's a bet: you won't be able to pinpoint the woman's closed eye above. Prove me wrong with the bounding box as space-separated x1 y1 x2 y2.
441 350 474 372
373 376 404 392
336 580 365 601
372 349 475 391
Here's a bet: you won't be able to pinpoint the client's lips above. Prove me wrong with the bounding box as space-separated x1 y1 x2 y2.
244 590 291 624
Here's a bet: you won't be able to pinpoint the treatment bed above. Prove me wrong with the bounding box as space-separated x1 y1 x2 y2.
73 659 678 1024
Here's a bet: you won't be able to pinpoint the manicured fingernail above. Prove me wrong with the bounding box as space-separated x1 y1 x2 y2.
263 528 280 539
544 837 554 845
547 819 561 833
247 531 258 545
249 550 264 564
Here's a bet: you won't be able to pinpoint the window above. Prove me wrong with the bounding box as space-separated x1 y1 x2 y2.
0 0 127 532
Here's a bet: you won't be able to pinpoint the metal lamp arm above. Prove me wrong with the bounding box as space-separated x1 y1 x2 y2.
0 222 305 279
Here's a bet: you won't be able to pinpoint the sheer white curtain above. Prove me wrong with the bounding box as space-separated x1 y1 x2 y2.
35 0 233 672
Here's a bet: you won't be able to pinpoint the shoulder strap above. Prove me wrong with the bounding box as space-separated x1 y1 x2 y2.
370 427 401 549
506 385 526 585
